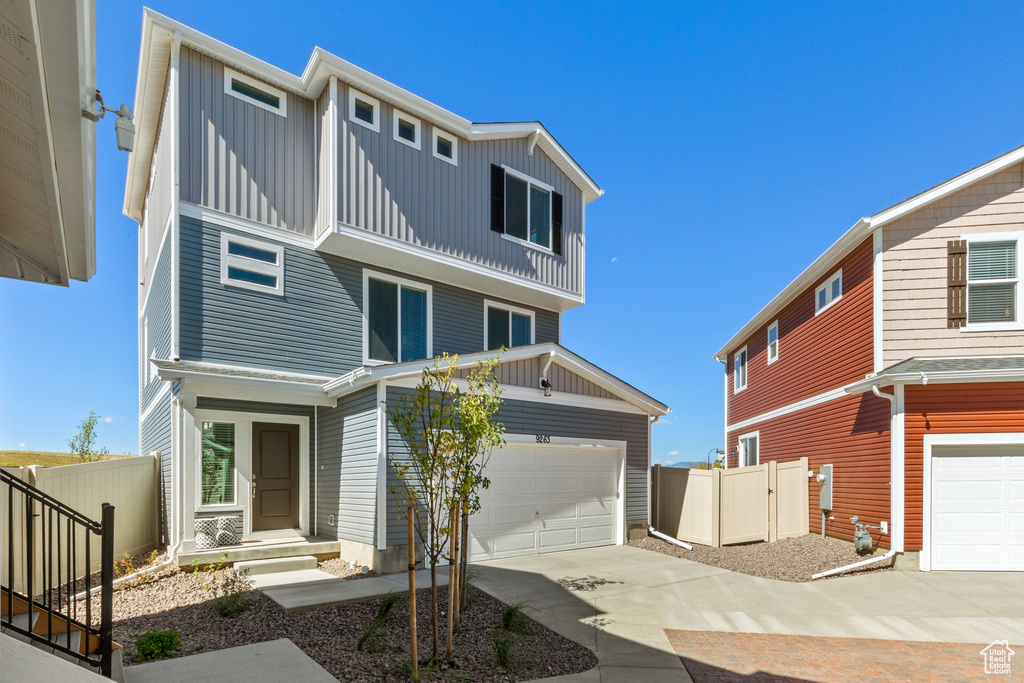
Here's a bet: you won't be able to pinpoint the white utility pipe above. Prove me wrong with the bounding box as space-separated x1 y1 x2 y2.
649 526 693 550
812 548 895 580
73 558 175 602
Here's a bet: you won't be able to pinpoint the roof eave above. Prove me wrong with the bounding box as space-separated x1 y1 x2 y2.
845 369 1024 394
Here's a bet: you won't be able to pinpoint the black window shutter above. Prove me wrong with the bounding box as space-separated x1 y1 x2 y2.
551 192 563 255
490 165 505 233
947 239 967 328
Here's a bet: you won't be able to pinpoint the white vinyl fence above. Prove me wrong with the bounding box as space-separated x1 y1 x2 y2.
2 454 160 592
651 457 809 547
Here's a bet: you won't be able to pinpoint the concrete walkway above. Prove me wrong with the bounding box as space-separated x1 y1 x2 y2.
124 639 335 683
260 568 447 613
472 544 1024 683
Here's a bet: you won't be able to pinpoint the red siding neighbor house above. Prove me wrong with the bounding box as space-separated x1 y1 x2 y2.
716 144 1024 572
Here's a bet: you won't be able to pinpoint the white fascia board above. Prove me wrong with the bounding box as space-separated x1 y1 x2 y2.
127 10 604 218
844 369 1024 394
156 367 335 406
714 142 1024 362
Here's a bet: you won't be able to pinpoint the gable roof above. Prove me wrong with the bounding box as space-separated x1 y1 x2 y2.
714 143 1024 360
124 10 604 221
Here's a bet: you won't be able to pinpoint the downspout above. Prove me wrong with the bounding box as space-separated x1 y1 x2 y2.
538 350 555 393
812 384 900 579
314 406 319 537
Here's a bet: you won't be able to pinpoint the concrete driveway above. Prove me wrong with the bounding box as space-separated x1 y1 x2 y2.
471 544 1024 682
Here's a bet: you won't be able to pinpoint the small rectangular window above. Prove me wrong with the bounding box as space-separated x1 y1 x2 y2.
502 167 553 250
392 110 421 150
223 67 287 117
220 233 284 295
815 270 843 315
432 129 458 165
348 88 380 133
767 321 779 365
734 346 747 393
738 434 759 468
967 240 1017 324
201 422 236 506
485 301 535 350
365 271 431 364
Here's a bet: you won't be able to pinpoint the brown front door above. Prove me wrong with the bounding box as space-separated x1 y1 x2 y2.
252 422 300 532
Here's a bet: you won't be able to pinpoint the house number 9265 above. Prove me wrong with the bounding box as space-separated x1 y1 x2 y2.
535 434 551 443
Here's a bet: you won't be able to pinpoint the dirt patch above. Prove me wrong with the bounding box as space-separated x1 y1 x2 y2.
79 564 596 681
630 534 893 582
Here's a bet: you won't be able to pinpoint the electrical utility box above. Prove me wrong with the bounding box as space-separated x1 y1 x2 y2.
819 464 833 510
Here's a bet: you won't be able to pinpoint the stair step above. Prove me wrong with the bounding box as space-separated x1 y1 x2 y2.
235 555 318 576
4 611 39 633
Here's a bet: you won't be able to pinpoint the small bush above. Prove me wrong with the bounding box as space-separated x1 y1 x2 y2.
493 632 519 669
500 600 529 633
134 629 181 661
212 590 249 617
358 592 407 652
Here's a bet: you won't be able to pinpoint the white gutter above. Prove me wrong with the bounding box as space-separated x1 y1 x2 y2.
649 526 693 550
812 384 902 580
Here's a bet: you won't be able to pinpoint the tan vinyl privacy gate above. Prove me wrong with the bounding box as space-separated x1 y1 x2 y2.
651 458 809 547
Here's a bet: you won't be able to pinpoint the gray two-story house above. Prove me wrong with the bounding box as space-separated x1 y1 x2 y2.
126 10 668 572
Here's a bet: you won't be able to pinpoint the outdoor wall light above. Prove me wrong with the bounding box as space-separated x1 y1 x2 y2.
82 89 136 152
540 378 552 397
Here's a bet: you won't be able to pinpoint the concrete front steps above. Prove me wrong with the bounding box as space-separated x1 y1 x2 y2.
177 535 341 567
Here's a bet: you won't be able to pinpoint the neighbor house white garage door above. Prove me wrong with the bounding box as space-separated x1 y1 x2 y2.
467 444 622 562
930 445 1024 571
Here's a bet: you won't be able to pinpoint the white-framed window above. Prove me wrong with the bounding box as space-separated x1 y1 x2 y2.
199 421 237 507
484 300 535 350
737 432 759 468
966 236 1019 328
432 128 458 166
223 67 287 117
767 321 779 365
348 88 379 133
815 269 843 315
502 165 554 251
733 346 747 393
393 110 421 150
364 270 432 364
220 233 284 295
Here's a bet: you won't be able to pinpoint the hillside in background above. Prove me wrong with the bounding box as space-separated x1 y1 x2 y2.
0 450 134 468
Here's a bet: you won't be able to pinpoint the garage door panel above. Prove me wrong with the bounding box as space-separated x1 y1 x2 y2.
580 525 614 543
935 480 1003 502
1011 513 1024 532
580 499 615 518
934 543 1004 569
933 511 1004 533
538 476 580 495
580 475 614 494
935 455 1002 471
542 452 579 468
1013 545 1024 565
538 528 577 549
493 531 538 554
490 475 537 496
496 450 538 468
489 503 539 526
1012 482 1024 500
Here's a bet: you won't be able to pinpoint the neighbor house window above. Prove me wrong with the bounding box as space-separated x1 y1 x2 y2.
348 88 380 132
220 233 284 295
815 269 842 315
485 301 534 350
201 422 236 506
365 271 431 364
393 110 421 150
738 433 759 468
967 239 1018 325
432 129 458 165
767 321 779 365
734 346 747 393
223 67 287 117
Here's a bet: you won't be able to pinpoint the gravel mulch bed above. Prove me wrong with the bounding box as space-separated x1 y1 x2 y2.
78 564 596 681
630 533 893 582
318 557 379 580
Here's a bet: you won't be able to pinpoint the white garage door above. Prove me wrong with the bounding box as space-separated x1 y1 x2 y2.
930 445 1024 571
467 444 621 562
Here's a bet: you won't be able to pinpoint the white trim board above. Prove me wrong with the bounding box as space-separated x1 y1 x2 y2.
180 202 315 250
920 432 1024 572
727 387 848 433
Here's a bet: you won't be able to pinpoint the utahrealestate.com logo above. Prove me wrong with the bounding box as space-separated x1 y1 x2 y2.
980 640 1015 675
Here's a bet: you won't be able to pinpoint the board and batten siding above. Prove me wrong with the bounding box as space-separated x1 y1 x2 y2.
315 387 378 544
336 83 583 296
727 236 875 426
903 381 1024 552
456 359 616 399
881 163 1024 366
178 47 316 235
726 392 891 546
178 216 559 375
385 388 648 546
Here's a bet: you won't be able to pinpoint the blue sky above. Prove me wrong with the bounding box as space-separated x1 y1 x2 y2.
2 2 1023 459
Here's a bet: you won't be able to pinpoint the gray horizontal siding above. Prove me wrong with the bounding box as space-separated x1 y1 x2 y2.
179 47 316 235
141 228 173 410
337 84 583 295
179 216 558 375
315 387 378 544
140 389 173 546
385 389 648 545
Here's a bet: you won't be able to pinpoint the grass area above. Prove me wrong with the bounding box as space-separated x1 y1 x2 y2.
0 450 135 468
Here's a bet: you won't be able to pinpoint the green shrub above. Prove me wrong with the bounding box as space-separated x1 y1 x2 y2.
357 592 407 652
134 629 181 661
500 600 529 633
493 632 519 669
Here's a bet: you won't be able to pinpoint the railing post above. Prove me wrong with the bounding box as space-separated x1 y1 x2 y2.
100 503 114 678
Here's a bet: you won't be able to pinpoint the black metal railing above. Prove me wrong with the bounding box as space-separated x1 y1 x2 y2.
1 469 114 677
